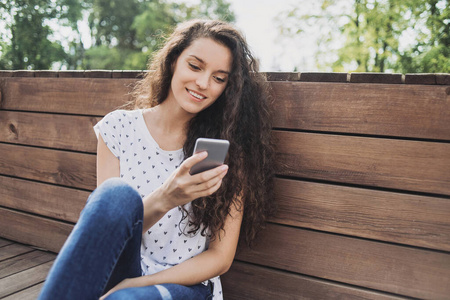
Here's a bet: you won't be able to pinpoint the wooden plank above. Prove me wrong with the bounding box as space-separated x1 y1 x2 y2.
84 70 112 78
274 131 450 195
2 282 45 300
271 82 450 140
404 73 436 85
0 250 55 279
0 244 33 262
12 70 34 77
222 261 403 300
299 72 348 82
0 260 53 298
237 224 450 299
0 176 88 223
1 78 135 115
3 79 449 141
57 70 85 78
112 70 144 79
349 73 403 84
34 71 58 78
0 239 13 248
265 72 300 81
271 178 450 252
0 208 73 253
0 71 13 77
436 74 450 85
0 143 96 190
0 111 100 152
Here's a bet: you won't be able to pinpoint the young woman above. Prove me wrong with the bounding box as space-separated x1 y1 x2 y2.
39 19 274 300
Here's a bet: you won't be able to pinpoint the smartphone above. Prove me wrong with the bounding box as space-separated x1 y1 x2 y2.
190 138 230 175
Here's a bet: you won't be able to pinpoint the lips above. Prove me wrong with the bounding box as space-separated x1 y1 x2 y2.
186 88 207 101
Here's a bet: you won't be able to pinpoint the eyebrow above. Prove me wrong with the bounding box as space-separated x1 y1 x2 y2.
189 55 230 75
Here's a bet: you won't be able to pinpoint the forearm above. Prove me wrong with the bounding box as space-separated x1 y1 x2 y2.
141 187 171 233
101 249 229 299
124 248 230 290
145 248 229 286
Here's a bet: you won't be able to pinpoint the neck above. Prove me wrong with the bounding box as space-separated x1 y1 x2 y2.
151 99 194 135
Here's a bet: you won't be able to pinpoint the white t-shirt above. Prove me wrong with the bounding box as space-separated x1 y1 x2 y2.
94 109 223 299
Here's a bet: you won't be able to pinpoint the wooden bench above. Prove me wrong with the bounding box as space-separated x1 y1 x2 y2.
0 70 449 299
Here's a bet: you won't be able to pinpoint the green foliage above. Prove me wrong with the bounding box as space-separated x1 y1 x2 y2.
0 0 236 70
278 0 449 73
0 0 79 69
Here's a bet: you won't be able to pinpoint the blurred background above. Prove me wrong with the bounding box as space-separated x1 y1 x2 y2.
0 0 448 72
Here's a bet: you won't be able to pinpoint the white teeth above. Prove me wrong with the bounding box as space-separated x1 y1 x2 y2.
188 90 205 100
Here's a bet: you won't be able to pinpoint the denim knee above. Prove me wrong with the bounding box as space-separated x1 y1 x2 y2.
83 178 143 227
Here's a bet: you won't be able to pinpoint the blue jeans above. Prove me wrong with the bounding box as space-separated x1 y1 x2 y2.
38 178 212 300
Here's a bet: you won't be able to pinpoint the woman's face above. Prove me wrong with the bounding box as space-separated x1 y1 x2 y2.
167 37 232 115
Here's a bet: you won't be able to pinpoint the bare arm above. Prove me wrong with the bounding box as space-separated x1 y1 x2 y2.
96 135 120 186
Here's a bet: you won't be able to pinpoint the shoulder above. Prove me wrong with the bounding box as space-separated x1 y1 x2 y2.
101 109 142 125
105 109 141 119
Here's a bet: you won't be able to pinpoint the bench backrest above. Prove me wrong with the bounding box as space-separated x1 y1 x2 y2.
0 70 449 299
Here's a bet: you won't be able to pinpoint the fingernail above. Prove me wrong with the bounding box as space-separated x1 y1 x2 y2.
221 165 228 172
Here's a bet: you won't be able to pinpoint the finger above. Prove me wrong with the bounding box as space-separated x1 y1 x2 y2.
192 166 228 193
191 164 228 184
194 178 223 198
178 151 208 173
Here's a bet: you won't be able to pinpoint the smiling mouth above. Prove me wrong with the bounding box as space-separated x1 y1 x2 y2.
186 88 206 100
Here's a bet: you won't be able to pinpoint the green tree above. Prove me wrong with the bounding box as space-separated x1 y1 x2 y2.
82 0 236 70
0 0 82 69
0 0 65 69
399 0 450 72
278 0 449 73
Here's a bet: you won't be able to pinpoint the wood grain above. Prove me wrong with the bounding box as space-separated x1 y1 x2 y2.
0 143 96 190
0 244 33 262
222 261 403 300
0 176 88 223
271 82 450 140
299 72 348 82
274 131 450 195
237 224 450 299
0 78 136 115
0 250 55 279
0 208 73 253
0 260 53 298
349 73 403 84
0 239 13 248
2 282 45 300
271 178 450 252
0 111 100 152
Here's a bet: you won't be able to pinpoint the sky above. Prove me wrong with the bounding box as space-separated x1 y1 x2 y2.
222 0 305 71
180 0 317 72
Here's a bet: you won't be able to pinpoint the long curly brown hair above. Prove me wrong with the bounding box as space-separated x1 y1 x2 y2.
132 19 275 247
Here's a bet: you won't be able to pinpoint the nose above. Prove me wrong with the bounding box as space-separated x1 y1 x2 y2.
195 73 209 90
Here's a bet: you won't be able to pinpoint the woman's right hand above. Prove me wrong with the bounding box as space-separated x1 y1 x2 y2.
158 151 228 210
142 151 228 231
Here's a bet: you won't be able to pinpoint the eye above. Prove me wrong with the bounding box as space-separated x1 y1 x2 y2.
213 76 226 83
188 62 200 70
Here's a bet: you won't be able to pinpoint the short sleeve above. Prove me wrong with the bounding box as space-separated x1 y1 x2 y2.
93 110 122 158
